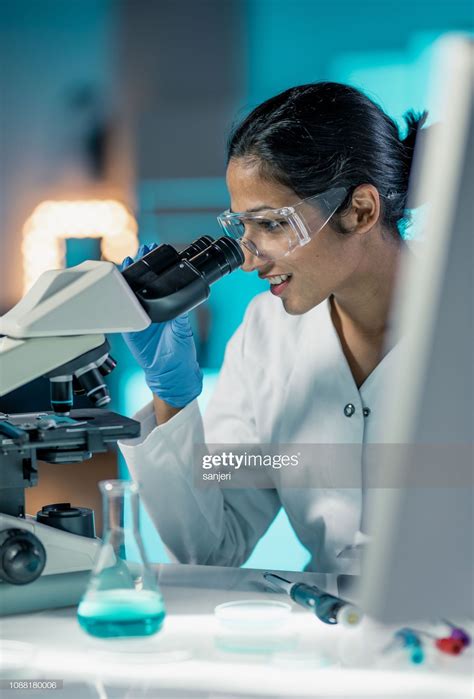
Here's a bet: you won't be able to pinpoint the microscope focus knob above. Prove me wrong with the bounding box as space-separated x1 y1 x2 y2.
0 528 46 585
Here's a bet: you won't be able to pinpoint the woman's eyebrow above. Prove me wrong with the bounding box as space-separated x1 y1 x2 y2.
229 204 273 214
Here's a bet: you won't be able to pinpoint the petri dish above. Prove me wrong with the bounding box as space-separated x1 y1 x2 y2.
215 599 292 631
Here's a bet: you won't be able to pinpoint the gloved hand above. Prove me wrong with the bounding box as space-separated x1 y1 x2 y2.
121 243 203 408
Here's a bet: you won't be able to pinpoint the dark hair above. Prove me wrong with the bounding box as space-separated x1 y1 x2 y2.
227 82 428 237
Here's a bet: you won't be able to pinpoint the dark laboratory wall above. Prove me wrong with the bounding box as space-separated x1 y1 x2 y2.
115 0 245 180
0 0 119 313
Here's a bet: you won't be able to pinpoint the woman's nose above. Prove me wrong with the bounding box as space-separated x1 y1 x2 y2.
240 244 266 273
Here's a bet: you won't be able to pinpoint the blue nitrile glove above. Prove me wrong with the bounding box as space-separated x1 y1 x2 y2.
121 243 203 408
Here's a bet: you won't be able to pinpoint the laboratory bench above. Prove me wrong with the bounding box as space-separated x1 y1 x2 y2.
0 564 472 698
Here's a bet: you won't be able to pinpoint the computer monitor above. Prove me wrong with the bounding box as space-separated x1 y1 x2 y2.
360 35 473 623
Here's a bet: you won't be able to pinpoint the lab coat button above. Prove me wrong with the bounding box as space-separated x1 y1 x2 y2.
344 403 355 417
363 407 371 417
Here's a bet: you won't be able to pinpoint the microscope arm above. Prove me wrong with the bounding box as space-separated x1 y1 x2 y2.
0 335 107 397
0 260 150 397
0 236 243 398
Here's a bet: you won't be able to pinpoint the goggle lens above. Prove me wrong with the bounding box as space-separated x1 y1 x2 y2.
217 187 347 262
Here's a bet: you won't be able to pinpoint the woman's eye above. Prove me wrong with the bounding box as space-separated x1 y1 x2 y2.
258 219 284 232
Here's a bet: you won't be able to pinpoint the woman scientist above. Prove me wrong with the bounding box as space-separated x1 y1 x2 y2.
119 82 427 572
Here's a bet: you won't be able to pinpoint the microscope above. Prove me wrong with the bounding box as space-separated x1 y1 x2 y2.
0 235 243 615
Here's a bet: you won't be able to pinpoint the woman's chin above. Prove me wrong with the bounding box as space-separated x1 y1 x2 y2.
281 291 325 316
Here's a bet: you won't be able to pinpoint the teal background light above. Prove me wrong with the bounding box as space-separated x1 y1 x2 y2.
121 2 473 571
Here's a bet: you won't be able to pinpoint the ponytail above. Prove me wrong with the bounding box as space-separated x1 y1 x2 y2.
401 109 429 181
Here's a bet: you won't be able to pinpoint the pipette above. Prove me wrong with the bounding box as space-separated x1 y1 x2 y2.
263 572 362 626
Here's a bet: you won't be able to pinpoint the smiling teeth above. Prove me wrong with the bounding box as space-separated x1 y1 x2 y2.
268 274 291 285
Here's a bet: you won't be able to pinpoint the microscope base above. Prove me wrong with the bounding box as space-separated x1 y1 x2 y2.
0 569 92 616
0 513 117 616
0 513 103 575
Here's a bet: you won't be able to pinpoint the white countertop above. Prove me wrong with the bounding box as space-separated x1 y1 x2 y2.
1 564 472 698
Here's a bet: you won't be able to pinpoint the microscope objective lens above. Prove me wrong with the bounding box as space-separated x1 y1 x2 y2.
49 376 73 414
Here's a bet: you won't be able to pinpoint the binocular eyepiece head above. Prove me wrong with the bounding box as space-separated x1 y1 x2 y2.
121 235 244 323
121 235 243 295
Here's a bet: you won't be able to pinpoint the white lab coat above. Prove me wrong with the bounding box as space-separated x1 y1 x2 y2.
119 291 400 573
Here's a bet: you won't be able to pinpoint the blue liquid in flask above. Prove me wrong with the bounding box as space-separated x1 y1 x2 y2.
78 480 166 639
78 589 165 638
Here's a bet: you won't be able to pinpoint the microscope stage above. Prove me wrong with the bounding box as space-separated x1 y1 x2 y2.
0 409 140 463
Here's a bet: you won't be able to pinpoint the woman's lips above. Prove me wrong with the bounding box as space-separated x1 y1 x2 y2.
270 277 291 296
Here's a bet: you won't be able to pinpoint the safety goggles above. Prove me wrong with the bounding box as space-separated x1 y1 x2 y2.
217 187 348 262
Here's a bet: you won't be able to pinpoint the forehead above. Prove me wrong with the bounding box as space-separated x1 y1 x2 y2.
226 158 298 211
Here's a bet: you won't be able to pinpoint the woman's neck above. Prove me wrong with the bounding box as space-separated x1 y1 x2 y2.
331 234 406 339
329 231 411 388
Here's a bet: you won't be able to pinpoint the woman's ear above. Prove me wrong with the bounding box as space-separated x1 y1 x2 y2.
340 184 381 234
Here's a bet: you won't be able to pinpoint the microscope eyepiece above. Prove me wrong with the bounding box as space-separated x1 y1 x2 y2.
187 237 243 285
121 234 244 322
179 235 215 261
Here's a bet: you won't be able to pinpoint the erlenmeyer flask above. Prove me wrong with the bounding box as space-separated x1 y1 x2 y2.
77 480 165 638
